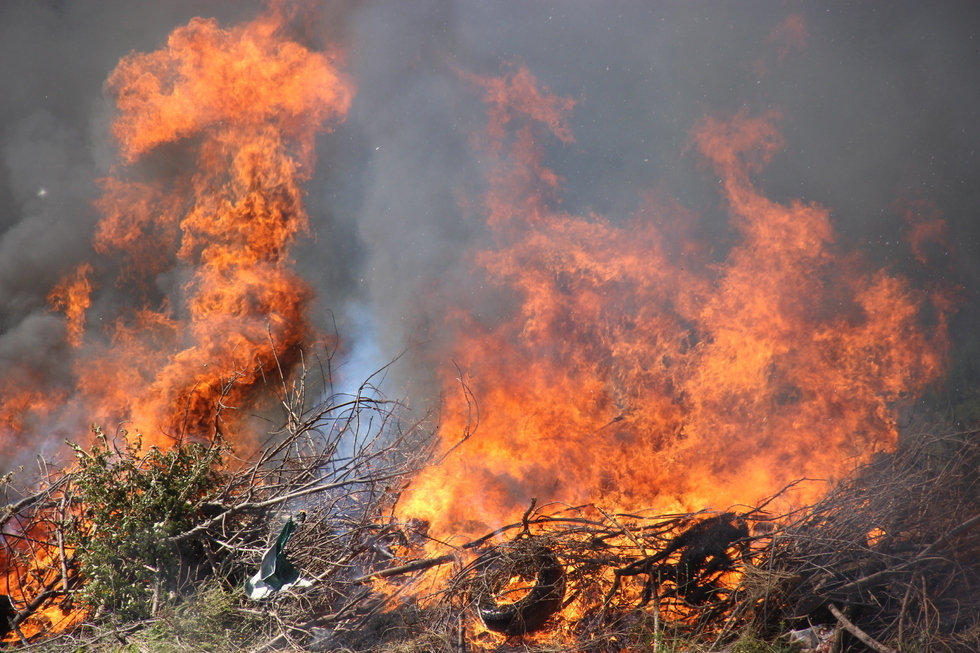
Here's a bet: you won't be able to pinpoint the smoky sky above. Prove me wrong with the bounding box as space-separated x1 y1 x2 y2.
338 0 980 397
1 0 979 467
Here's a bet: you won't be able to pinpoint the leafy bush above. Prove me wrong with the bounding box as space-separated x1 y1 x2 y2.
68 427 226 621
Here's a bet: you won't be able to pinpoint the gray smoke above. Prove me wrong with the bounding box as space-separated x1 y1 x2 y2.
332 0 980 401
2 0 979 469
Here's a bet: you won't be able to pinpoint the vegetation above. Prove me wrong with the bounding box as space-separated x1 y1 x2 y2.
0 354 433 651
68 428 226 621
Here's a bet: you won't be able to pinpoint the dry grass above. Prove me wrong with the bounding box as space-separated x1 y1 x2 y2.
747 428 980 653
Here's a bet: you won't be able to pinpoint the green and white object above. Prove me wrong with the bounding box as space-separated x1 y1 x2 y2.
245 518 310 599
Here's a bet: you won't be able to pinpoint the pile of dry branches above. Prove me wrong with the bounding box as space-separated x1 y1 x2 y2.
332 429 980 653
341 503 772 653
749 429 980 653
3 348 980 653
0 353 435 650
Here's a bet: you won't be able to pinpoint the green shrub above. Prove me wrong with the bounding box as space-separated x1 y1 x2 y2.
68 427 226 621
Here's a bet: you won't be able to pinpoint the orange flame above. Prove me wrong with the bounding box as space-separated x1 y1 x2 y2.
0 2 352 454
85 2 352 447
398 67 949 540
47 263 93 349
2 2 352 641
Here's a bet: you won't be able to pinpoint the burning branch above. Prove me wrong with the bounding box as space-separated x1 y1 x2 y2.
6 416 980 652
304 428 980 653
0 348 434 648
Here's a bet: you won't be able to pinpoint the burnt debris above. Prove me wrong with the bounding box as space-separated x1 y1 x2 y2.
613 512 750 607
471 541 566 637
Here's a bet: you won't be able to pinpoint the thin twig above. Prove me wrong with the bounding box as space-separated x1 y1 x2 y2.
352 554 457 583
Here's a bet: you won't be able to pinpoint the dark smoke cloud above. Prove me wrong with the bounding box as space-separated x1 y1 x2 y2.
2 0 979 468
0 0 264 469
329 0 980 401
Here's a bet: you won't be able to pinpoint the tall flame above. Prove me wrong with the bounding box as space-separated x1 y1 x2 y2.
1 6 351 638
397 67 948 539
1 2 352 454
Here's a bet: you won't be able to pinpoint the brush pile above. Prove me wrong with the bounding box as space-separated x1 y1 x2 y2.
748 429 980 653
339 427 980 653
0 356 435 651
2 369 980 653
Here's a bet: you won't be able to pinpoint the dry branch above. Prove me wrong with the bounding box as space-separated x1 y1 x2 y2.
828 603 899 653
0 348 435 649
747 428 980 653
4 354 980 653
352 554 458 583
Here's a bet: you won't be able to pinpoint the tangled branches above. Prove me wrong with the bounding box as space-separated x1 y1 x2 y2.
380 504 771 652
350 428 980 653
3 349 980 653
750 429 980 653
0 350 434 649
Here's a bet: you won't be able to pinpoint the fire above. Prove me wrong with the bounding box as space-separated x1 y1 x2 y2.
46 263 93 349
2 0 352 453
2 1 351 641
0 3 956 645
397 66 949 541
